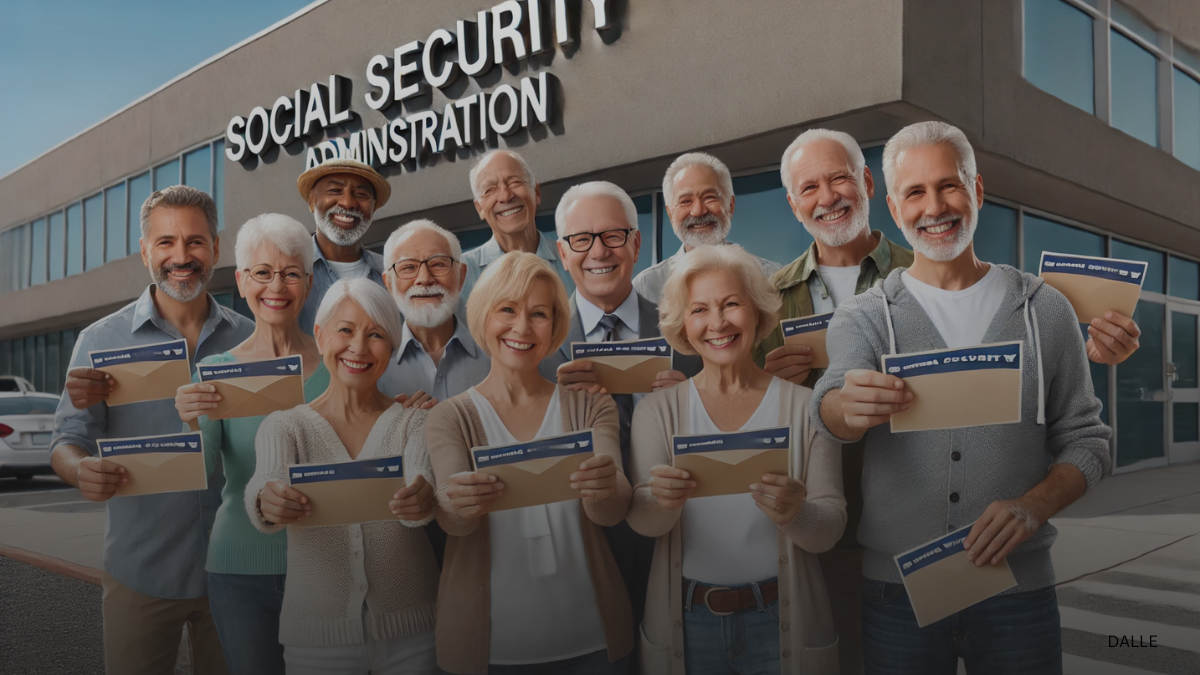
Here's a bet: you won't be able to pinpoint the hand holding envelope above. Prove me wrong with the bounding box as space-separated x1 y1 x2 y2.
389 475 434 521
569 339 673 394
469 430 596 512
671 428 790 499
259 480 311 525
198 355 305 420
89 338 191 407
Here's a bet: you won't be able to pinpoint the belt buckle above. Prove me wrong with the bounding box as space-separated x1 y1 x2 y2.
703 586 735 617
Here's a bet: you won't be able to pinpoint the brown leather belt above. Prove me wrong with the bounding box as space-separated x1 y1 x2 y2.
686 580 779 616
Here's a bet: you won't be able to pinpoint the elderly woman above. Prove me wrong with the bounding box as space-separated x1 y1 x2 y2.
627 245 846 675
425 251 634 675
173 213 327 675
243 278 439 675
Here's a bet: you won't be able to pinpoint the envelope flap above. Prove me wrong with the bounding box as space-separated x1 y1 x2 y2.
105 361 173 377
124 452 187 468
686 448 778 465
589 355 664 369
216 375 291 394
502 455 575 475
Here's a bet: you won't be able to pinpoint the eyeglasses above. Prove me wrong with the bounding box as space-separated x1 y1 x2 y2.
244 265 307 285
390 255 458 280
561 228 636 253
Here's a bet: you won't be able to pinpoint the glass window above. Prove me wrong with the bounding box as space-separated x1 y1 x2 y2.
154 159 180 191
1111 29 1160 147
1169 256 1200 300
0 229 10 295
0 395 60 416
84 193 104 271
13 225 29 291
456 228 493 252
1174 69 1200 171
975 201 1018 267
1178 44 1200 74
49 211 65 281
1117 300 1165 466
30 218 47 286
0 340 9 375
863 146 907 250
1110 2 1159 45
1111 239 1165 294
1023 214 1105 271
11 338 24 380
213 293 233 309
213 140 226 231
1092 360 1109 425
33 334 45 392
66 202 83 276
1023 0 1095 114
45 331 61 394
23 336 35 386
61 329 77 382
128 172 151 253
184 145 212 194
632 194 653 278
105 184 126 261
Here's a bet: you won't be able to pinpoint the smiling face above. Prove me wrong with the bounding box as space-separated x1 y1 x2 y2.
667 164 733 249
141 205 218 303
785 138 873 247
886 143 982 263
557 194 641 311
314 298 393 389
385 229 465 330
309 174 376 247
235 242 310 328
484 278 556 372
684 269 760 368
473 153 541 239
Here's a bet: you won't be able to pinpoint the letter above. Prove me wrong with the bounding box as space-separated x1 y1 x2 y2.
365 54 393 110
293 88 310 141
316 141 338 163
333 132 364 162
409 111 440 158
492 1 527 65
438 102 464 152
245 106 273 156
388 118 409 164
455 94 478 145
365 126 389 167
305 147 320 170
394 40 426 102
304 82 330 135
478 91 489 141
520 72 549 127
225 116 247 162
457 12 493 77
1150 636 1157 647
269 95 294 146
555 0 612 44
328 75 354 126
489 84 520 135
588 0 613 29
422 28 459 89
528 0 546 53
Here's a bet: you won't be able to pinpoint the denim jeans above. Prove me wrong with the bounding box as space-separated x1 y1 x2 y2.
206 572 286 675
861 578 1062 675
682 578 780 675
446 648 629 675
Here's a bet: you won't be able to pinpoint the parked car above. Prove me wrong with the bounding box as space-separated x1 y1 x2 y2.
0 376 37 393
0 392 60 479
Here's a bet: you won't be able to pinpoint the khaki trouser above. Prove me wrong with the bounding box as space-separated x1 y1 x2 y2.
101 572 228 675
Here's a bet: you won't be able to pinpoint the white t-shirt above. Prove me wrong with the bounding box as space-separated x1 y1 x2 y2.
680 377 782 585
325 256 372 280
809 265 861 313
901 265 1008 349
468 388 607 665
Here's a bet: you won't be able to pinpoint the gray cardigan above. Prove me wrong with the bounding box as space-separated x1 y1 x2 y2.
810 265 1111 592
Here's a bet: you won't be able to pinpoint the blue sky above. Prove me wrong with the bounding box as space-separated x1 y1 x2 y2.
0 0 316 176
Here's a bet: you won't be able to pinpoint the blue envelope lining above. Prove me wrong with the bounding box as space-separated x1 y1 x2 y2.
571 338 671 359
782 313 834 337
99 432 203 457
1040 253 1147 285
896 524 975 577
672 427 790 456
290 457 403 484
472 430 594 469
198 355 303 380
883 343 1022 378
90 338 188 367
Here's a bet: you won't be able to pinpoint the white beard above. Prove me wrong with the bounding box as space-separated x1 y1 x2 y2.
900 200 978 262
803 197 871 248
315 205 372 247
676 212 732 249
396 285 460 329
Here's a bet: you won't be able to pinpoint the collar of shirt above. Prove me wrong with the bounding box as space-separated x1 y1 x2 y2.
130 285 236 339
310 234 384 276
576 289 640 338
475 230 561 269
396 314 479 363
776 230 895 291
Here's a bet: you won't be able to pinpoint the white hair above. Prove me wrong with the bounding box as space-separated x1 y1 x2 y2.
234 213 315 272
313 278 404 353
661 152 734 208
882 121 977 198
553 181 640 238
779 129 866 197
468 149 538 200
383 219 464 271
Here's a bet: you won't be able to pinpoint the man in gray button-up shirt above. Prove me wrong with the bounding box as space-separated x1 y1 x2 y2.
51 186 253 675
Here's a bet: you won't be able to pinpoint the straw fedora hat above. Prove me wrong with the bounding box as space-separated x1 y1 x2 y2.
296 158 391 211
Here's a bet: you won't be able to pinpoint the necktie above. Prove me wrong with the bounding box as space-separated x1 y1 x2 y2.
598 313 621 342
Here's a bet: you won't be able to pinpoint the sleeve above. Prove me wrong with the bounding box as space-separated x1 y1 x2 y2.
625 395 684 538
50 327 106 457
244 412 297 535
424 401 480 537
809 295 889 443
183 366 224 477
777 410 847 553
398 408 436 528
581 393 631 527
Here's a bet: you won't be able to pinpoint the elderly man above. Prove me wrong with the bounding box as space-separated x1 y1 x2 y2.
632 152 782 304
295 158 392 334
52 186 254 675
814 121 1112 674
459 149 574 301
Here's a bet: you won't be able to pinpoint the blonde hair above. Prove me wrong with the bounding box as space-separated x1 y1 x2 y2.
465 252 571 358
658 245 782 356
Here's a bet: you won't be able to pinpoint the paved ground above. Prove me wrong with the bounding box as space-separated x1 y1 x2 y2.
0 555 104 674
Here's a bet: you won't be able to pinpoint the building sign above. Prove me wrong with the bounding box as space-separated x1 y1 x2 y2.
224 0 616 171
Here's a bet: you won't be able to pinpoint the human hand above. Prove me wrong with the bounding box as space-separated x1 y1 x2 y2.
750 473 808 525
390 474 434 521
764 344 815 386
648 465 696 510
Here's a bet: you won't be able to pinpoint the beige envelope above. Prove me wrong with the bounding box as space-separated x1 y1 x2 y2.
890 369 1022 433
783 328 829 369
582 354 671 394
1041 271 1141 325
107 452 207 496
293 476 406 527
901 550 1017 627
674 448 788 499
207 375 304 420
476 452 592 512
100 360 192 407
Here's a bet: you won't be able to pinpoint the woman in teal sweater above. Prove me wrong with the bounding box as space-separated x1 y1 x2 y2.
174 213 327 675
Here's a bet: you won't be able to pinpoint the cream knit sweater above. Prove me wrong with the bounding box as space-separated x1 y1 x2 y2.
246 403 439 647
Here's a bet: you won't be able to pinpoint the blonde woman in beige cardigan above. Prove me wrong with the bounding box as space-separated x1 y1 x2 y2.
627 245 846 675
425 251 635 675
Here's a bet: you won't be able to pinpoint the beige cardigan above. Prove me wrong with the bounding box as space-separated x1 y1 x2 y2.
626 379 846 675
424 386 634 675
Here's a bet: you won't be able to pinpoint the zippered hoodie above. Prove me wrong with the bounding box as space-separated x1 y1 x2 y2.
810 264 1111 592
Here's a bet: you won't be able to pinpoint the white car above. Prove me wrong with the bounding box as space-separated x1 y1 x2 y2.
0 392 60 479
0 375 37 393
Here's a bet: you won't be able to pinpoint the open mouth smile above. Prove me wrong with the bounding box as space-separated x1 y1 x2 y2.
331 213 360 228
705 334 739 348
496 204 524 218
919 218 960 236
585 266 616 275
260 298 290 309
340 358 372 373
818 206 850 222
501 338 534 353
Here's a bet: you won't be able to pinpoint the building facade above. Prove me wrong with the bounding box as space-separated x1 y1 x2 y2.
1 0 1198 473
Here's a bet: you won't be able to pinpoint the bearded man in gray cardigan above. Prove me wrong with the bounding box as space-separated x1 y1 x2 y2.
812 121 1111 675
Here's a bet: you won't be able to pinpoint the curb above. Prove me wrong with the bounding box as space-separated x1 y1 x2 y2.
0 544 102 586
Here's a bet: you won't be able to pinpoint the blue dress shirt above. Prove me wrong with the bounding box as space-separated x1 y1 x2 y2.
376 316 491 401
